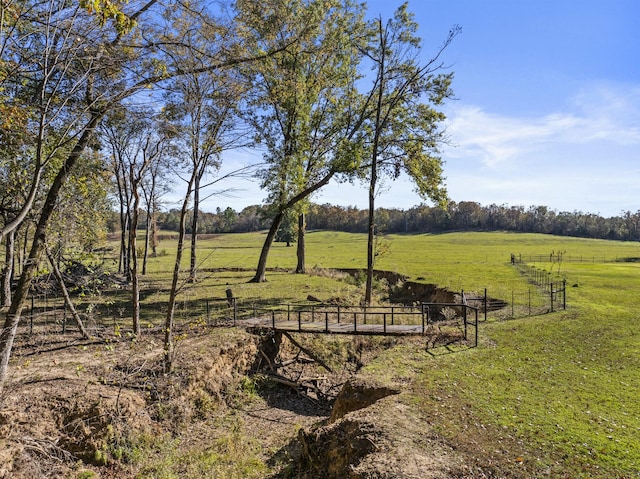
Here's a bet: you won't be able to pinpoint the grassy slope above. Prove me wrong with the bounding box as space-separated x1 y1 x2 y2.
352 232 639 478
131 231 639 477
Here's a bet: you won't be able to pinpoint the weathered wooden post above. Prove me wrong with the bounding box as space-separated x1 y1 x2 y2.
463 305 467 340
475 308 478 346
484 288 488 322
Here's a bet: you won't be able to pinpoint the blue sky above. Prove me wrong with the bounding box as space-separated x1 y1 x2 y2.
206 0 640 217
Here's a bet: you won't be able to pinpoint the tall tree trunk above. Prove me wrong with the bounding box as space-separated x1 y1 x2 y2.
125 209 132 282
142 200 151 275
250 210 285 283
1 230 15 307
118 192 126 274
45 247 90 339
151 201 159 257
164 184 193 373
365 21 386 306
189 176 200 282
129 178 142 335
20 223 29 277
296 213 305 274
365 113 382 305
0 113 101 393
365 163 376 304
250 170 336 283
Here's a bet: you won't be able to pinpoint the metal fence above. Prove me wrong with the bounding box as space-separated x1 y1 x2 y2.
512 253 623 264
19 291 480 348
19 273 564 346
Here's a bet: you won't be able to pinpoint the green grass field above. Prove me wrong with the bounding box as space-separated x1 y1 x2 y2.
112 231 639 477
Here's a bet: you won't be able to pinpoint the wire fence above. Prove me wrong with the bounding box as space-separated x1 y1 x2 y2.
512 253 628 264
15 252 575 343
18 276 565 348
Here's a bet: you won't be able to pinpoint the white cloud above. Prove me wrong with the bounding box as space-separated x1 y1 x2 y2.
438 83 640 215
443 82 640 171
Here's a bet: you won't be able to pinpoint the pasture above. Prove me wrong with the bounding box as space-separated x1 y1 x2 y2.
29 230 639 477
129 230 640 477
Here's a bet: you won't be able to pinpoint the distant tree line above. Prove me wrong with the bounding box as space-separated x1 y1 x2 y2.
120 201 640 241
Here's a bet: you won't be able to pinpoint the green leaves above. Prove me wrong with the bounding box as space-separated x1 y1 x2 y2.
79 0 137 34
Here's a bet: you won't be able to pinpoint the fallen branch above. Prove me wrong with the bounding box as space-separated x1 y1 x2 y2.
20 436 76 463
282 331 334 373
267 374 300 389
258 348 275 372
263 373 321 404
45 247 90 339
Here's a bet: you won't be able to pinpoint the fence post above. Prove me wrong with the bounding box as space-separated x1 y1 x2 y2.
484 288 487 322
550 282 554 312
206 299 210 325
463 305 467 340
325 311 329 333
353 312 357 333
287 304 290 322
563 279 567 309
298 310 302 332
421 303 425 334
271 310 275 329
512 291 515 319
383 313 387 334
475 308 478 346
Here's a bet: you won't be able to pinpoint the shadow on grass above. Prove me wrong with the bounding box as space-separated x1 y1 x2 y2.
425 338 476 357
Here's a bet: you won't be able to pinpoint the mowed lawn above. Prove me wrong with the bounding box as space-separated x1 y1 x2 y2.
139 230 639 477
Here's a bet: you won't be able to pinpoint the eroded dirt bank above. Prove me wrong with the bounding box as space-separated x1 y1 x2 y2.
0 328 466 478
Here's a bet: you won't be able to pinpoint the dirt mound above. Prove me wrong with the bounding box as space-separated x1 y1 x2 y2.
329 379 399 423
296 392 461 478
0 380 153 477
0 328 261 478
